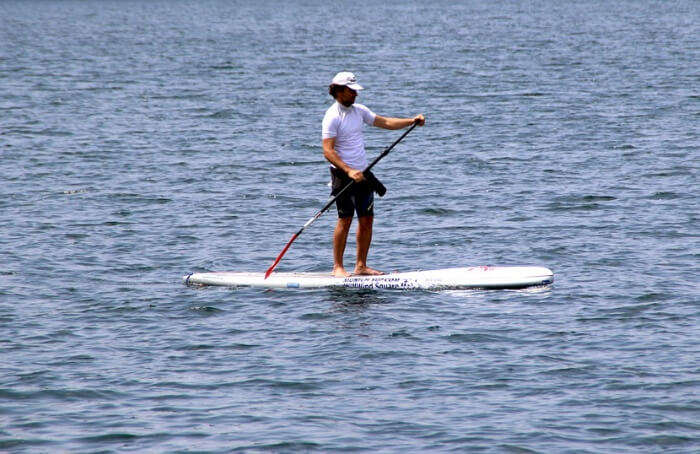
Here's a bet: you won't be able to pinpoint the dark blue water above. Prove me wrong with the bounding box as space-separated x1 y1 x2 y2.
1 0 698 452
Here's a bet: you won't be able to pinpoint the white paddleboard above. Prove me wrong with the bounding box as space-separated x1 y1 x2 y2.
183 266 553 290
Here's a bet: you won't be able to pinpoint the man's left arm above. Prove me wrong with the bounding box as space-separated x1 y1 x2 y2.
373 114 425 130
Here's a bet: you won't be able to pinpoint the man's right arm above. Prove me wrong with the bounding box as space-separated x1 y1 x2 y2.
323 138 365 182
373 114 425 130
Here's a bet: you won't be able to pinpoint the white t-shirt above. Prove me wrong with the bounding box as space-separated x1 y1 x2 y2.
322 102 376 170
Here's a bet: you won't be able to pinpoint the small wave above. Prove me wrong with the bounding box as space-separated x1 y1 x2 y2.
0 438 52 449
236 441 322 451
635 292 672 303
209 63 238 70
447 333 510 343
545 202 604 212
77 433 138 443
420 207 458 216
580 195 617 202
205 109 235 119
647 191 680 200
0 387 125 401
189 306 224 313
61 188 89 195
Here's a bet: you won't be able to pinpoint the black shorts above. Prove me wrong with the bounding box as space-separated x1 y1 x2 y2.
330 167 374 219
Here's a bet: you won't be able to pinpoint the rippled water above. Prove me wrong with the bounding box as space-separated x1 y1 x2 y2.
1 0 698 452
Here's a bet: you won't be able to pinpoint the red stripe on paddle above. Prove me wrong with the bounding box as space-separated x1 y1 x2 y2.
264 231 300 279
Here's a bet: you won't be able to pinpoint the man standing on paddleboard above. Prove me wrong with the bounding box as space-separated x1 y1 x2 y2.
322 72 425 277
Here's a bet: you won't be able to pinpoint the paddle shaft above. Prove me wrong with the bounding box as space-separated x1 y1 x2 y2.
264 121 419 278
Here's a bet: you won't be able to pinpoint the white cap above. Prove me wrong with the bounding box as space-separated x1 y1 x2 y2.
331 71 364 90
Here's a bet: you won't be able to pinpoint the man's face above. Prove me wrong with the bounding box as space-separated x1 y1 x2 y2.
337 86 357 107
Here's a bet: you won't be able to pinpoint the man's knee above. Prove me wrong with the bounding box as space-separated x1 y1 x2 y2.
357 215 373 229
337 217 353 230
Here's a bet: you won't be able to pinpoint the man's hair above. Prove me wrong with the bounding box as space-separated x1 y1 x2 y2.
329 84 345 98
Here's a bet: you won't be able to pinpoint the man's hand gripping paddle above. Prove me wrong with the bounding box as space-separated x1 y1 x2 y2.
264 121 419 279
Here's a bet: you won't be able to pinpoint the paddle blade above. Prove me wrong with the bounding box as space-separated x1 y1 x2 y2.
264 232 299 279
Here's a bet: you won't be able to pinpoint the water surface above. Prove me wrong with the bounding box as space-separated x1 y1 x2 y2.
1 0 698 452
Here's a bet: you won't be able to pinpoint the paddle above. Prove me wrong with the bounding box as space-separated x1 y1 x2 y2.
264 121 419 279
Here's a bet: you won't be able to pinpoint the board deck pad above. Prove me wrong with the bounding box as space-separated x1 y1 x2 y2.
183 266 554 290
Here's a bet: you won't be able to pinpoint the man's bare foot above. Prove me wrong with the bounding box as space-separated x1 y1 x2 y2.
331 267 351 277
353 266 384 276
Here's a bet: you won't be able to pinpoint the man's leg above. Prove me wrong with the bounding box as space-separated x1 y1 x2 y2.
332 217 353 277
354 215 383 275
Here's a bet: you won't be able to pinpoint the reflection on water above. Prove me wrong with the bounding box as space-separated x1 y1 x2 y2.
327 287 389 310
